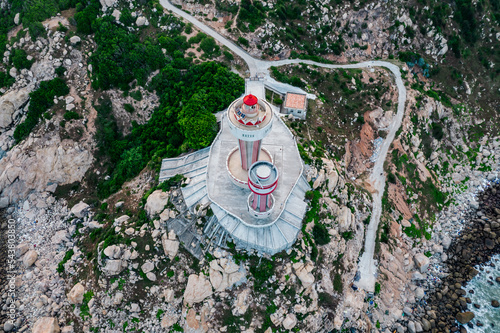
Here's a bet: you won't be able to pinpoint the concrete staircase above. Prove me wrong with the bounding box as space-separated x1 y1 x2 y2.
160 148 211 213
159 147 210 182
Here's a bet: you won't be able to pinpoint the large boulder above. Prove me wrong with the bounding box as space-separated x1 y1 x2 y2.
102 259 126 276
282 313 297 330
183 274 213 305
99 0 118 11
456 311 475 324
67 283 85 305
71 202 89 218
161 232 179 259
136 16 148 26
22 250 38 267
312 169 325 189
209 268 224 290
32 317 60 333
161 312 180 329
16 243 29 258
327 169 339 192
141 261 155 273
69 36 81 44
293 262 315 288
145 190 169 217
338 206 353 232
51 230 69 245
0 87 31 130
414 253 430 273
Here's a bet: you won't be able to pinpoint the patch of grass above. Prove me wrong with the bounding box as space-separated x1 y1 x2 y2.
341 231 354 241
375 282 381 295
80 290 94 320
156 309 164 320
57 249 74 274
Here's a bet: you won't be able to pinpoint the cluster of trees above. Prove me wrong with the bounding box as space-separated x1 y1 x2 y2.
97 61 244 198
90 16 165 90
14 77 69 142
0 0 98 84
0 70 15 89
90 12 244 198
237 0 266 32
270 66 305 88
10 49 33 70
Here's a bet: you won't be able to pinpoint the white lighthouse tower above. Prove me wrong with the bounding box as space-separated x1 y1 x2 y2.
247 161 279 219
226 94 274 188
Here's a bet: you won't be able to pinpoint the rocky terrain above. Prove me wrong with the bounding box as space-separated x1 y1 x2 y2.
0 0 499 332
390 184 500 333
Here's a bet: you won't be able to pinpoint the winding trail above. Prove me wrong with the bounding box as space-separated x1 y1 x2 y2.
160 0 407 292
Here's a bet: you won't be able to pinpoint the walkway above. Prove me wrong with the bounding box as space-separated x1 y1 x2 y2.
159 0 408 292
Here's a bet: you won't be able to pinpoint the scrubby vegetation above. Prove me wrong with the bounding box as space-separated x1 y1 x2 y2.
13 77 69 143
88 12 244 198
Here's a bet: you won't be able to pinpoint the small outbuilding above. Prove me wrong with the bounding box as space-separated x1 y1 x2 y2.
282 92 307 119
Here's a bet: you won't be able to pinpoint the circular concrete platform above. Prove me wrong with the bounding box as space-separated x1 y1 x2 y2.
226 146 272 188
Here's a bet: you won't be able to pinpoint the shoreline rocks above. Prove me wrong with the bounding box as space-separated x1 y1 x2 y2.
407 184 500 332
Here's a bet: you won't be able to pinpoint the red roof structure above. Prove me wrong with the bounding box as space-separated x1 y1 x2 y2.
243 94 258 106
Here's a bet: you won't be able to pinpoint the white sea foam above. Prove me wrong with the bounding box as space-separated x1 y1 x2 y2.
464 254 500 332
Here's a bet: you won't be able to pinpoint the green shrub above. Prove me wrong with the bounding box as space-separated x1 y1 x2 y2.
130 90 142 101
172 323 183 332
156 309 164 320
387 172 396 184
57 249 74 273
91 16 166 89
249 257 274 292
0 70 15 89
237 36 249 47
55 66 66 76
74 0 100 34
80 290 94 319
223 50 234 61
119 8 135 26
124 103 134 113
431 123 444 141
200 36 220 57
14 77 69 143
374 282 381 295
10 49 33 70
341 231 354 240
312 223 331 245
28 21 46 41
57 22 68 33
64 111 81 121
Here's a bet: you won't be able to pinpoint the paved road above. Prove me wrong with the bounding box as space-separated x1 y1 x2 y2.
159 0 407 292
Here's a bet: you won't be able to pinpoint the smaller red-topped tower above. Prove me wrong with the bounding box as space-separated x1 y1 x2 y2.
247 161 279 219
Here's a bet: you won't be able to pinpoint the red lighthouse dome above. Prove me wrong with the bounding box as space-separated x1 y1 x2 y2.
243 94 258 106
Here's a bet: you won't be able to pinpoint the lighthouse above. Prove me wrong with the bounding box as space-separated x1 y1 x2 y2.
226 94 274 188
247 161 279 219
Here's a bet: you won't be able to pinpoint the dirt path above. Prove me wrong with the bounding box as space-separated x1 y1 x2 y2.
160 0 407 292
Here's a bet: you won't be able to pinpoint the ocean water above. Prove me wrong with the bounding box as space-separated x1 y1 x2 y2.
464 253 500 332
